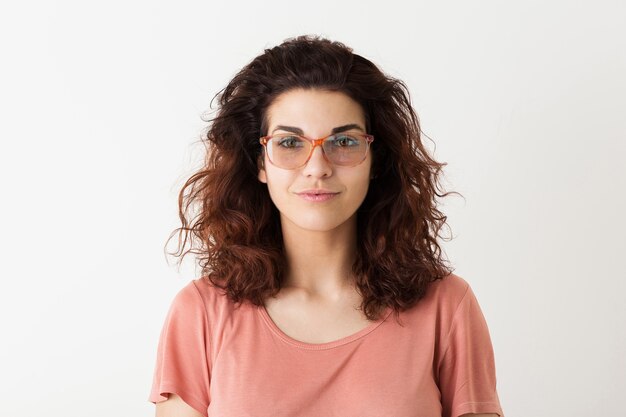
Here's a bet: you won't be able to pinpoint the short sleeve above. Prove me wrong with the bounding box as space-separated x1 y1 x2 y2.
437 283 504 417
148 281 211 417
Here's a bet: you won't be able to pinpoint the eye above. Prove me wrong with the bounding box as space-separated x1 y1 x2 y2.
276 136 304 148
331 134 360 147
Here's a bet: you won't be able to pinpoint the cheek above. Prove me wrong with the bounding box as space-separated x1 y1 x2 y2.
355 178 371 203
357 173 373 204
352 164 373 191
263 170 293 201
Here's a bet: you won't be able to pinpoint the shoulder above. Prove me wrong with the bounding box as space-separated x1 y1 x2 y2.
398 272 474 326
162 277 237 337
170 276 228 303
400 272 482 330
188 276 227 301
424 272 472 307
172 276 238 318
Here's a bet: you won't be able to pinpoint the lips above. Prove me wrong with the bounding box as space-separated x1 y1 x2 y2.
296 189 339 195
296 190 339 202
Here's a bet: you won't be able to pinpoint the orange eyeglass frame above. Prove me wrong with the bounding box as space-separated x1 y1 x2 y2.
259 133 375 168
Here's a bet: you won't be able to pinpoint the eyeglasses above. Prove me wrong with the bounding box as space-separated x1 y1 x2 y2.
259 132 374 170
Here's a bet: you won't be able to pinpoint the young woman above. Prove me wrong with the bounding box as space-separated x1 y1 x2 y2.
149 35 504 417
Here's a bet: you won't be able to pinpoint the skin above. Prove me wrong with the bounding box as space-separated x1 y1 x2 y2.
258 88 372 301
155 88 500 417
156 394 203 417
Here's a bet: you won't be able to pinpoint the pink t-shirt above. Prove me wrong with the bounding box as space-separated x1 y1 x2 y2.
149 273 504 417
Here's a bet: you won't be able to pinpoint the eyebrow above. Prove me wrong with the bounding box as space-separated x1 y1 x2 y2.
271 123 365 135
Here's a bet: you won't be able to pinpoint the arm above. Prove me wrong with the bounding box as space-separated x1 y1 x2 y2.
149 282 211 416
155 394 205 417
438 279 504 417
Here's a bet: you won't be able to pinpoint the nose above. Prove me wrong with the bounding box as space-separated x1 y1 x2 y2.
301 145 333 178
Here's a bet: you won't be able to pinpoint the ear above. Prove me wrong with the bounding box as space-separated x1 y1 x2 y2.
257 154 267 183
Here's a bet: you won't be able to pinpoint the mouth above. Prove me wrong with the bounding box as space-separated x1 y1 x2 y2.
296 191 339 202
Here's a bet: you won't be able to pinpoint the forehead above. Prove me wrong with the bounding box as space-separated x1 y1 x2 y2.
266 89 366 134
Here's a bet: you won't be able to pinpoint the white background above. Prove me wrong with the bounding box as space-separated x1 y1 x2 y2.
1 1 624 416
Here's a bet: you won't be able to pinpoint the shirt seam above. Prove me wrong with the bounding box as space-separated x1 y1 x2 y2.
453 400 503 417
151 383 209 417
191 279 213 375
437 280 470 370
258 303 393 350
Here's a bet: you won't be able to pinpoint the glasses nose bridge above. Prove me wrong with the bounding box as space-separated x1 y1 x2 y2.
303 135 331 165
306 135 329 155
309 136 328 149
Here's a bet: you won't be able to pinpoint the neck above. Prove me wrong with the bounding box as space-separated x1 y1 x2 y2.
279 214 358 301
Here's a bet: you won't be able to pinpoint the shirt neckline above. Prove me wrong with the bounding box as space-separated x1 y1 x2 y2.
257 302 393 350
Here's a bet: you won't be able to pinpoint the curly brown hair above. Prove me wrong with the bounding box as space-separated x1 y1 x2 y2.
166 35 461 322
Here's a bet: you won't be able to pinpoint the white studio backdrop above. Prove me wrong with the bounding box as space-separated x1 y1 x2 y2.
1 1 624 416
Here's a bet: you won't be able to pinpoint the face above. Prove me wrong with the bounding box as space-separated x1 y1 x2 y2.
258 88 372 234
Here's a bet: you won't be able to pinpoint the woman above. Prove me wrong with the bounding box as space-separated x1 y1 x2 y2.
149 35 504 417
